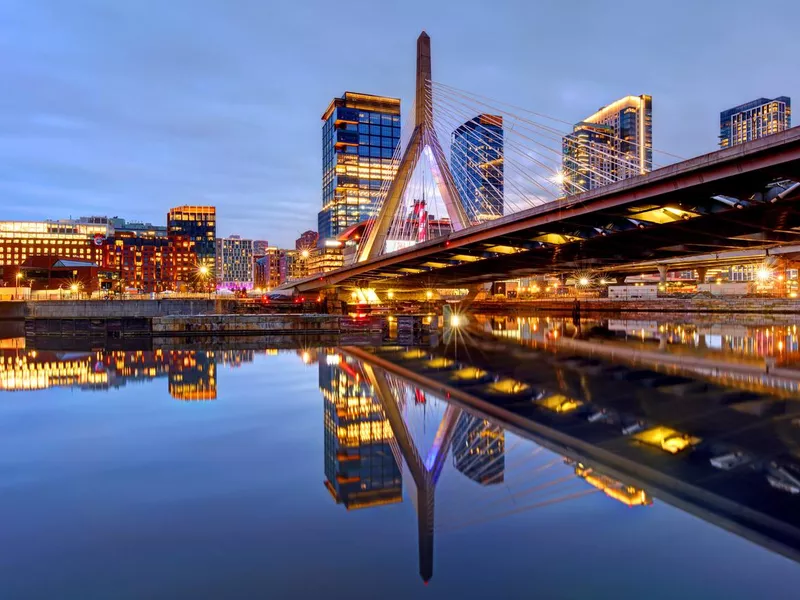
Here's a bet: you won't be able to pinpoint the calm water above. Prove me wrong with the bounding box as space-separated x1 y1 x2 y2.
3 315 800 599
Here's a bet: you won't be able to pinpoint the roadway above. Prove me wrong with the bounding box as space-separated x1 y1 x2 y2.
291 127 800 293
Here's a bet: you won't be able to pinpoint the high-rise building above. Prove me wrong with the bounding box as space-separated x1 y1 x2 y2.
215 235 253 289
279 249 307 284
252 240 270 256
320 352 402 510
319 92 401 240
307 242 343 276
719 96 791 148
452 413 505 485
451 114 504 223
295 230 319 251
562 95 652 196
167 206 216 286
254 247 283 290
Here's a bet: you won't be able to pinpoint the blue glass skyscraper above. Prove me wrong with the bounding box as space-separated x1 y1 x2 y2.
450 115 504 223
318 92 401 241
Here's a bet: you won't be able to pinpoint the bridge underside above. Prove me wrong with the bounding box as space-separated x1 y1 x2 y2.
291 128 800 292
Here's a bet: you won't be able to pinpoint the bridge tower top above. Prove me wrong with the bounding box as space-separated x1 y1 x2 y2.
357 31 470 262
415 31 432 128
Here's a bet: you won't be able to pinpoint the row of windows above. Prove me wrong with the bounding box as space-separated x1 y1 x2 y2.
357 125 400 136
353 112 399 126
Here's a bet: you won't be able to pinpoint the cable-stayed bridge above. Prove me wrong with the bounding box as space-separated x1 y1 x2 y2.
284 32 800 294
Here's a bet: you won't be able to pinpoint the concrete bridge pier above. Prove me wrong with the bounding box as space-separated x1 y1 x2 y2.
696 267 708 284
658 265 669 283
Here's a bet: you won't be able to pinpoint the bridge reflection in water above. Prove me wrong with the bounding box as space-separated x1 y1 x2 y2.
319 328 800 583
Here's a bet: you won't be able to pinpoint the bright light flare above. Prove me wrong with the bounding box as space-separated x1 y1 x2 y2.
756 267 772 282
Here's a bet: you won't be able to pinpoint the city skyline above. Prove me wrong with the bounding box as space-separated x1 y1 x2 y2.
2 0 799 246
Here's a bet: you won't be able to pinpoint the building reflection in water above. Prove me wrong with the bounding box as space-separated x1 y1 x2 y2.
0 348 256 401
480 314 800 364
452 414 505 485
319 351 403 510
478 315 800 395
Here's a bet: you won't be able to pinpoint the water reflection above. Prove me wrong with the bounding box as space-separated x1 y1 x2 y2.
319 351 403 510
0 347 255 400
316 348 655 583
2 322 800 595
477 314 800 364
328 333 800 583
474 314 800 396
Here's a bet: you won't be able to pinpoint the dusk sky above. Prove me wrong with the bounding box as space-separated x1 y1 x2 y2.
2 0 798 247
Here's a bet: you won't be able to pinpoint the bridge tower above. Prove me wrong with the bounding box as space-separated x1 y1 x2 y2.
357 32 470 262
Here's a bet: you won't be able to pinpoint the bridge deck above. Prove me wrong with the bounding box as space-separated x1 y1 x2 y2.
293 127 800 291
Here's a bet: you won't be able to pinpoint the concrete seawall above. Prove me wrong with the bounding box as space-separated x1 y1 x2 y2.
22 299 222 319
152 314 384 336
24 311 389 338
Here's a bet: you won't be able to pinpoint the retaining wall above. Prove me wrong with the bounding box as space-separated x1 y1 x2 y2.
23 299 219 319
152 314 385 336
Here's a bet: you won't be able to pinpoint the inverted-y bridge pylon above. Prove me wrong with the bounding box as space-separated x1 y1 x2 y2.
360 360 461 584
357 32 470 263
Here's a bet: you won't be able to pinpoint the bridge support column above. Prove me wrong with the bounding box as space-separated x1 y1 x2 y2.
658 265 668 283
696 267 708 284
615 275 626 285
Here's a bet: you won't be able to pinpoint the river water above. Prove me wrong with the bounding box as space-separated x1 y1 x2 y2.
2 313 800 599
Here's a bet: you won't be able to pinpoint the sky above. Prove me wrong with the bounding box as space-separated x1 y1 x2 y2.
1 0 798 247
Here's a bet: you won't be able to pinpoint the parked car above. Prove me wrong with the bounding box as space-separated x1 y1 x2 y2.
260 293 308 305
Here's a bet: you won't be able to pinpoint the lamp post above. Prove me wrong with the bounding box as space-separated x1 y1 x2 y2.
70 283 79 300
198 265 210 298
15 272 23 300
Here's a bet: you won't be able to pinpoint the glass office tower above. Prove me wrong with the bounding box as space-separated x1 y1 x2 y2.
318 92 401 240
167 206 216 286
562 95 652 196
451 114 504 223
719 96 791 148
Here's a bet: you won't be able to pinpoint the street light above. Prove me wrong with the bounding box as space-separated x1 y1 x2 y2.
15 272 23 300
425 290 433 300
198 265 210 298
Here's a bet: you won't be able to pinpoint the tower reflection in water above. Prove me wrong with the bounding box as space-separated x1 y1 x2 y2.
318 349 650 583
0 348 254 400
319 351 403 509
